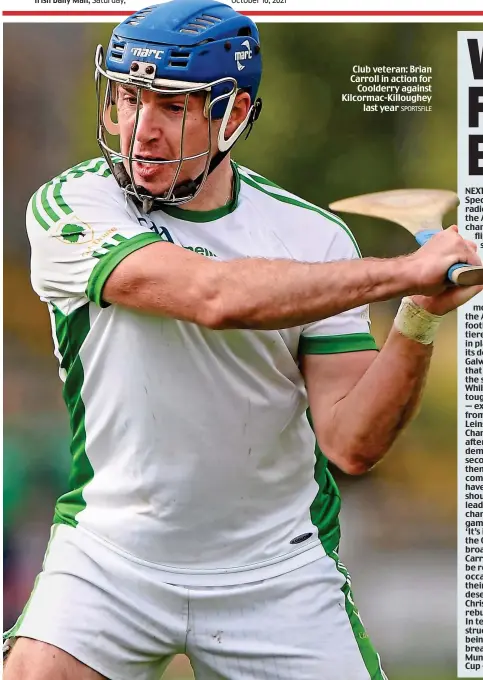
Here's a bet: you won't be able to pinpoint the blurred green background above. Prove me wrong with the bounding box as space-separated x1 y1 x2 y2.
4 20 483 680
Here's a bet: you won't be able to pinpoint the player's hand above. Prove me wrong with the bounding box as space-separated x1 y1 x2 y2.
408 226 483 314
408 225 482 299
410 282 483 316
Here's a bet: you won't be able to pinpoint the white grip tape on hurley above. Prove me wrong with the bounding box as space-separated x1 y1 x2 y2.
394 297 443 345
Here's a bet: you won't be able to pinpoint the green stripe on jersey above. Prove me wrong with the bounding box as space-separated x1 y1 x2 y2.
52 179 74 217
309 443 341 554
306 409 341 554
237 166 361 257
30 195 50 232
31 158 112 231
41 182 60 222
328 550 388 679
300 333 378 355
51 303 94 528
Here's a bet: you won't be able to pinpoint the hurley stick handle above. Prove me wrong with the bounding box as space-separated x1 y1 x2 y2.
415 230 483 286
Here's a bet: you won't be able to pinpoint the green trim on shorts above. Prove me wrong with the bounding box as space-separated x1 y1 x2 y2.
3 526 60 641
328 550 388 680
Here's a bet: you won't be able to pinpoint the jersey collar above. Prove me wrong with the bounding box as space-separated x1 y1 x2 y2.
156 162 240 223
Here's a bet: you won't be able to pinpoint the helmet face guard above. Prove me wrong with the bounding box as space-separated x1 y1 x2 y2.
95 46 251 209
94 2 262 211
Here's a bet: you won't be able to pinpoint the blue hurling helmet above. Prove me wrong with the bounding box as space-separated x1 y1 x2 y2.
95 0 263 211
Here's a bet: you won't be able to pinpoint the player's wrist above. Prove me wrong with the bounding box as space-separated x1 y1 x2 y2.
398 253 432 296
394 296 443 345
408 294 446 315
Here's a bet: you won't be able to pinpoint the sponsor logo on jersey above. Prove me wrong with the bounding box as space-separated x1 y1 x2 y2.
53 220 94 245
183 245 218 258
235 40 252 72
289 532 313 545
137 217 173 243
131 48 164 60
138 218 217 258
138 219 217 257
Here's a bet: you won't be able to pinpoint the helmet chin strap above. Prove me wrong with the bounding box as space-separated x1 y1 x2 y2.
113 97 262 213
113 147 229 213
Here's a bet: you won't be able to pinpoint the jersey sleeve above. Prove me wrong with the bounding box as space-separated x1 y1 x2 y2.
26 170 162 308
299 223 378 356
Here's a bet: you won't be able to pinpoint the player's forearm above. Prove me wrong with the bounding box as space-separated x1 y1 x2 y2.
211 255 418 330
106 228 474 328
324 326 432 475
106 246 420 328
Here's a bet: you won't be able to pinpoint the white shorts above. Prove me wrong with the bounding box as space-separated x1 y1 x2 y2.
5 524 387 680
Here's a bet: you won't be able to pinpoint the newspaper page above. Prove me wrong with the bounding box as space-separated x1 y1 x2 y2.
458 31 483 679
2 2 483 680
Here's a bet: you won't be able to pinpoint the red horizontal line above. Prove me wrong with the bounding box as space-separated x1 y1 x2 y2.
4 10 483 17
247 10 483 15
3 10 132 15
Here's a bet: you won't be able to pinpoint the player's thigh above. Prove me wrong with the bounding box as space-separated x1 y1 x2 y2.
4 524 186 680
4 637 107 680
188 553 387 680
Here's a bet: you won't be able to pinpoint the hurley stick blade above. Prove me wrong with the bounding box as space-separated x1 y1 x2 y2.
329 189 459 235
329 188 483 287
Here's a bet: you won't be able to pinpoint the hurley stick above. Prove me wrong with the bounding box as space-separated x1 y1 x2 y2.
329 189 483 286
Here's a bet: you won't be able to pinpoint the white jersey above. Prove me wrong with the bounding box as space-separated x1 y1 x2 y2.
27 158 377 585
